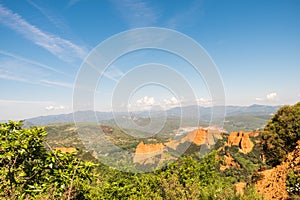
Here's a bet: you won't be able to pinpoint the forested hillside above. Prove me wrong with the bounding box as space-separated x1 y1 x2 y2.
1 102 300 199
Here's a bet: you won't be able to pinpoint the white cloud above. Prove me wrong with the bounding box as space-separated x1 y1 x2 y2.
136 96 155 106
0 4 87 62
126 96 156 111
40 80 73 88
28 0 70 33
196 98 212 106
162 97 181 109
163 97 179 105
45 105 65 110
103 66 124 82
266 92 277 100
0 50 67 75
0 58 46 84
255 92 278 102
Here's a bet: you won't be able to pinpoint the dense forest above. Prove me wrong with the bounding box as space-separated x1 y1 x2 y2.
1 102 300 199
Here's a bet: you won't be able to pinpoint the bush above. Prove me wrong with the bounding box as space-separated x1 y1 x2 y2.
262 102 300 166
0 121 95 199
286 171 300 196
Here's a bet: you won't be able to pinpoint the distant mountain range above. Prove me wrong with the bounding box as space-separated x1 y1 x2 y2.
23 104 280 126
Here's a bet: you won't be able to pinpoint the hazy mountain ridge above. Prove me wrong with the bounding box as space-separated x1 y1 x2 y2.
24 104 280 126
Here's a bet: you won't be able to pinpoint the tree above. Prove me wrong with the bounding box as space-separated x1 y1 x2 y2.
262 102 300 166
0 121 95 199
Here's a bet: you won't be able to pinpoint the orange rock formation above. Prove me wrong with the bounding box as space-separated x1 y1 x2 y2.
133 142 165 164
186 129 208 145
54 147 77 153
255 140 300 200
227 131 257 154
234 182 247 195
220 152 240 171
135 141 165 154
134 128 223 164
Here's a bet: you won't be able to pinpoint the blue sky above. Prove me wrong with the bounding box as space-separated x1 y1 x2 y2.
0 0 300 120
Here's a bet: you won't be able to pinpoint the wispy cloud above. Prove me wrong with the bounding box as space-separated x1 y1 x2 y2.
0 58 45 84
85 60 124 82
0 54 73 89
0 73 35 83
40 80 73 88
67 0 82 8
27 0 68 32
103 66 124 82
110 0 157 27
0 4 88 62
166 0 203 29
0 50 68 76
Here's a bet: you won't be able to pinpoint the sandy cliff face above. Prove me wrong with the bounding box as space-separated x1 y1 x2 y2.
133 128 223 165
135 142 165 154
54 147 77 153
164 129 209 150
220 152 240 171
255 140 300 200
133 141 165 164
227 131 258 154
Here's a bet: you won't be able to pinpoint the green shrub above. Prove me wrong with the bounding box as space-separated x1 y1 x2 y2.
0 121 95 199
262 102 300 166
286 171 300 196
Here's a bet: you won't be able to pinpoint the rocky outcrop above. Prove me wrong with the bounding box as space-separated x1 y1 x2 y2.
164 129 209 151
54 147 77 153
234 182 247 195
255 140 300 200
186 129 208 145
101 125 114 134
220 152 240 171
227 131 258 154
133 142 165 164
255 163 289 199
134 128 223 165
228 131 243 146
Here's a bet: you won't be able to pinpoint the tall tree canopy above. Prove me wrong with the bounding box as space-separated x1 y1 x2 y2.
262 102 300 166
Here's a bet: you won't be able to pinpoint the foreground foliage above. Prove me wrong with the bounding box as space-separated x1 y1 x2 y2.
0 121 95 199
0 120 263 199
262 102 300 166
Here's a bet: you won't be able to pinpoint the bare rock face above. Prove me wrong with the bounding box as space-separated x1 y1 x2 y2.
164 129 209 150
234 182 247 195
220 152 240 171
133 128 223 165
255 140 300 200
133 142 165 164
255 163 289 200
227 131 257 154
54 147 77 153
186 129 208 146
239 132 255 154
228 131 243 146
